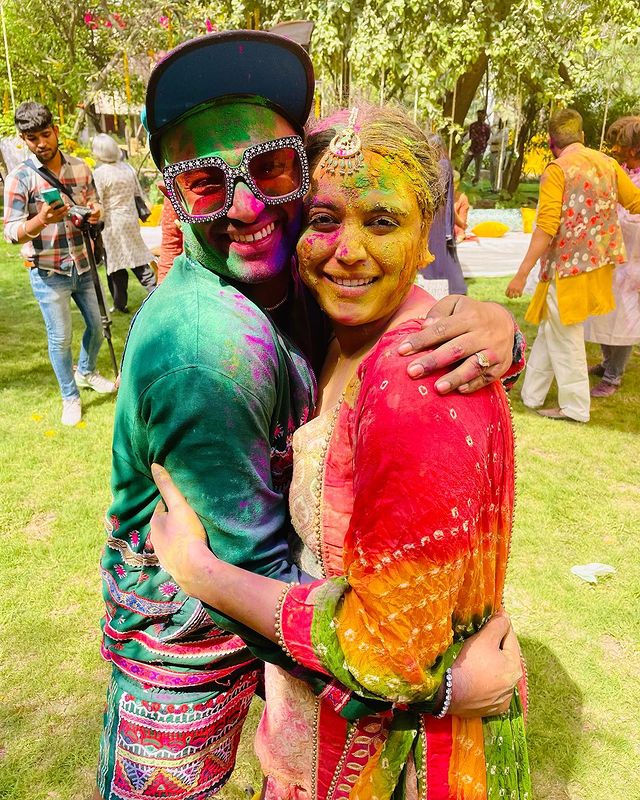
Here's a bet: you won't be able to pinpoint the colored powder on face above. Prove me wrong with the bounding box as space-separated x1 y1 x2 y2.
161 100 302 284
160 97 282 165
297 149 427 327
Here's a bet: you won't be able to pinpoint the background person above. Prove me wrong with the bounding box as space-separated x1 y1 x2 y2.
156 194 183 283
453 168 470 242
91 133 156 313
422 136 467 294
3 101 114 427
460 109 491 185
585 115 640 397
489 119 509 191
506 108 640 422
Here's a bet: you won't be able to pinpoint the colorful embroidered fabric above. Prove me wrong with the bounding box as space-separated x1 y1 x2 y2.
101 253 316 685
269 319 530 799
539 144 626 280
584 164 640 346
97 665 261 800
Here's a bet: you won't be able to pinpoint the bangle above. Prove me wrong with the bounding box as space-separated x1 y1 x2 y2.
434 668 453 718
22 222 39 240
274 583 295 655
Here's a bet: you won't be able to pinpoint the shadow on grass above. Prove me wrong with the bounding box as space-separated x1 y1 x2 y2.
0 362 55 387
521 637 584 799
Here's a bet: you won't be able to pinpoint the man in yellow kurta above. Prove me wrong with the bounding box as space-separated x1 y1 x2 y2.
506 109 640 421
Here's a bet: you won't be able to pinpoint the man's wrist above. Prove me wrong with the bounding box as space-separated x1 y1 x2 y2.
23 218 43 239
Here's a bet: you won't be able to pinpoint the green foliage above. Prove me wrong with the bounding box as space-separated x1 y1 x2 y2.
0 0 638 173
0 111 16 138
0 0 179 120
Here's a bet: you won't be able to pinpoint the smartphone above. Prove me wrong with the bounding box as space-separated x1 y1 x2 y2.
41 187 64 208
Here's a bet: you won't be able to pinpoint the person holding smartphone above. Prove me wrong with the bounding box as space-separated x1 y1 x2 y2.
3 101 115 426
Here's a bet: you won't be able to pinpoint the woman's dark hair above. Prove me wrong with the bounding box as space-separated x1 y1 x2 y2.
14 102 54 134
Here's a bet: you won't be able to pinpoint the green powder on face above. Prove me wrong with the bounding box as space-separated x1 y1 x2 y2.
160 97 286 165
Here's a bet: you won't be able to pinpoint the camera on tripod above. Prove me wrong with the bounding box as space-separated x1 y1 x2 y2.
68 205 93 230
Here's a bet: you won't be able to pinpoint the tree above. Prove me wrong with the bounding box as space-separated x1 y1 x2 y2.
1 0 638 193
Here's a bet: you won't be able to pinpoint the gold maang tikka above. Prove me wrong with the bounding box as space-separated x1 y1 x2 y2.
319 107 364 176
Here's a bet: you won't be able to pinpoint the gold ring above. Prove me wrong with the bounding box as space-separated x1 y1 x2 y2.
475 351 491 370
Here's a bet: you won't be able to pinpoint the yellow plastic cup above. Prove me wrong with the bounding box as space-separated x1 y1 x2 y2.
521 207 536 233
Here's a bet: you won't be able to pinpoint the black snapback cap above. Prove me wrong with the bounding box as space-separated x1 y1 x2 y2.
145 30 315 166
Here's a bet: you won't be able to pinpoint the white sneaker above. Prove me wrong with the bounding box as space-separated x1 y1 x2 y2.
61 397 82 426
75 369 116 394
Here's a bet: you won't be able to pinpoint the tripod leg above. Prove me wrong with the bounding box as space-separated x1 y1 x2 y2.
82 229 119 378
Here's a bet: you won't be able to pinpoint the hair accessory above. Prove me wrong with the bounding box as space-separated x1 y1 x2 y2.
319 107 364 176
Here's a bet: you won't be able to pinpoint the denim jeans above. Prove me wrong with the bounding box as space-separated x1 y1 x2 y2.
29 266 104 399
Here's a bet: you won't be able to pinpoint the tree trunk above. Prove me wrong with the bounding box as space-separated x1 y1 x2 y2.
443 51 488 126
442 51 488 160
504 97 540 195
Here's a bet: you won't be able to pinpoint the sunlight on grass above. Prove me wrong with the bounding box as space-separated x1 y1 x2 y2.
0 247 638 800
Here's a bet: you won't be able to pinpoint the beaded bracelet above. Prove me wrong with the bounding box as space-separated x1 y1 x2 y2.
434 667 453 719
273 584 294 655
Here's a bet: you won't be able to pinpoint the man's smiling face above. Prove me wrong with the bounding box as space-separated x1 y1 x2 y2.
160 101 304 284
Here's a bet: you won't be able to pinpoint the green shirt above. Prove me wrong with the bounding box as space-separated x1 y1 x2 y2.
100 252 315 686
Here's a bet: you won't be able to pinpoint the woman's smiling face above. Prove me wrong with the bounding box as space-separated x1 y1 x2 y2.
297 151 428 328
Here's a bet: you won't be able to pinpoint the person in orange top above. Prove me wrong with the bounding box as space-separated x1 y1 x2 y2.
453 169 470 242
156 194 183 283
506 108 640 422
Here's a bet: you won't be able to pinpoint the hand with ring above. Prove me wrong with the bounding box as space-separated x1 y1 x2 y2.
475 351 491 370
397 296 514 393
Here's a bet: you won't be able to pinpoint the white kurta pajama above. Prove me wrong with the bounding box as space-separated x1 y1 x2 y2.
585 168 640 349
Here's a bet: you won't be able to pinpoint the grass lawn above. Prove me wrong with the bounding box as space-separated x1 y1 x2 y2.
0 240 638 800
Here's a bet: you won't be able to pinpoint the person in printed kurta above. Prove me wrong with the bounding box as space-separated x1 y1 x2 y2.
91 134 156 312
506 108 640 422
150 104 530 800
585 116 640 396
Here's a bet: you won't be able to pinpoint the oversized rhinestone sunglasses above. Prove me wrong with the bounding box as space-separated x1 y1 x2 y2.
162 135 310 223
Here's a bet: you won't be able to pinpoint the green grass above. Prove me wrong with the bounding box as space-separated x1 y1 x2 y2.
0 244 638 800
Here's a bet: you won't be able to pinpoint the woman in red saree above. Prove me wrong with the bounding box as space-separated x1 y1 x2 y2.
150 104 530 800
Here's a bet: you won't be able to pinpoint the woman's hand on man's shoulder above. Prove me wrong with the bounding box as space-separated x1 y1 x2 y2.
396 296 516 394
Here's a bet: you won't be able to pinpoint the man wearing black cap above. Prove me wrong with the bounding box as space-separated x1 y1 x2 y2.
96 32 524 800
